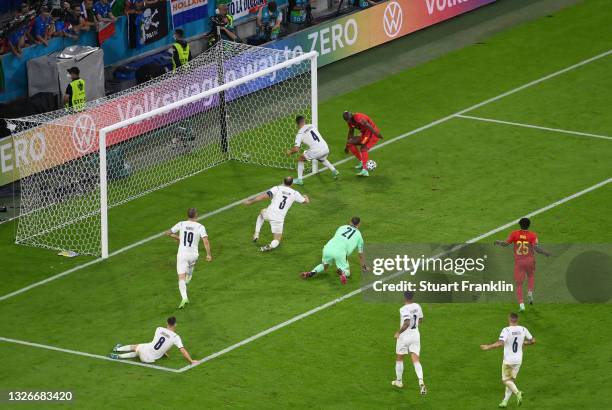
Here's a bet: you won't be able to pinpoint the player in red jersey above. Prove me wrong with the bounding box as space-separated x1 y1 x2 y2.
495 217 550 311
343 111 383 177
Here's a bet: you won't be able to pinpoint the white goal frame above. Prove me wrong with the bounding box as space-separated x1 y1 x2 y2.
98 51 318 258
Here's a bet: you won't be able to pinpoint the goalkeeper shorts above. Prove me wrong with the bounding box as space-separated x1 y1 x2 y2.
322 245 350 276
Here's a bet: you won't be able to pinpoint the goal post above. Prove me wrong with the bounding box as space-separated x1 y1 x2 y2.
12 41 319 258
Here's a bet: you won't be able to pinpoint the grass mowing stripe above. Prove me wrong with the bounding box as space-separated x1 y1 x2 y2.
456 114 612 141
178 176 611 372
2 48 610 304
0 336 180 373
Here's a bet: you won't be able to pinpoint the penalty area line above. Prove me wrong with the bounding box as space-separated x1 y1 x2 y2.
177 176 612 372
1 48 610 303
0 336 180 373
455 115 612 141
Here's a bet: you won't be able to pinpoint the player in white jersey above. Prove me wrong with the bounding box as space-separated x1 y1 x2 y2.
243 176 310 252
480 312 535 408
165 208 212 309
110 316 198 365
392 291 427 395
286 115 339 185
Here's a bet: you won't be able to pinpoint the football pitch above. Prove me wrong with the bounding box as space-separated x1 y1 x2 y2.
1 1 611 408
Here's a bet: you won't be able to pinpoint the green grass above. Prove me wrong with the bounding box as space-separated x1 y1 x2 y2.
1 0 611 408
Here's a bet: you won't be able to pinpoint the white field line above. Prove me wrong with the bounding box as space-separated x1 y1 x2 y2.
0 336 180 373
456 114 612 141
1 49 610 304
2 177 609 372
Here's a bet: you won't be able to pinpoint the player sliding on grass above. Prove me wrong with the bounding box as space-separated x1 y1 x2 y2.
301 216 366 284
244 176 310 252
392 291 427 395
287 115 339 185
165 208 212 309
343 111 383 177
110 316 198 365
494 217 550 312
480 312 535 408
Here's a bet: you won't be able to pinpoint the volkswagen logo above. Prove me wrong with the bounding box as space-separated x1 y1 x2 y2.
72 114 97 154
383 1 403 38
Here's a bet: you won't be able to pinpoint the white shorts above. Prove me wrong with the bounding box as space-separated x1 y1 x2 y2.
262 209 284 234
501 362 521 380
136 343 157 363
304 147 329 161
396 332 420 356
177 252 198 275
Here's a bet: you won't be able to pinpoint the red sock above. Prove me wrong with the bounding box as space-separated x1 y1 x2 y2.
361 150 369 169
516 282 524 304
527 274 535 293
347 144 361 160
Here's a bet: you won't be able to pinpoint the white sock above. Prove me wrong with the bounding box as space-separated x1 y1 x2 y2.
413 361 424 384
118 352 138 359
321 159 336 172
255 214 264 237
178 279 188 300
395 361 404 381
270 239 280 249
297 161 304 179
116 345 133 352
504 387 512 401
504 380 518 394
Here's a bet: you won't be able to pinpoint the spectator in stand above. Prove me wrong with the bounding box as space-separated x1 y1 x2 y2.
93 0 117 24
51 7 78 40
207 1 241 47
170 28 192 71
124 0 145 15
289 0 310 26
81 0 98 29
252 1 282 45
7 25 27 58
6 3 36 58
31 6 53 47
66 2 90 32
353 0 378 9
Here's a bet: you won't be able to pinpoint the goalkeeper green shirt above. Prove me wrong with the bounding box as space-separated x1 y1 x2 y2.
325 225 364 256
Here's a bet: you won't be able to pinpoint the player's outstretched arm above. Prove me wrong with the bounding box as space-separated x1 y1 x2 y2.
302 195 310 204
243 192 270 205
165 230 180 243
494 240 510 247
179 347 198 364
287 146 300 156
202 237 212 261
359 252 368 272
534 245 551 257
480 340 503 350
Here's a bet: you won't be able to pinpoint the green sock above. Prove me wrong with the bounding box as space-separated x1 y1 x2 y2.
313 264 325 273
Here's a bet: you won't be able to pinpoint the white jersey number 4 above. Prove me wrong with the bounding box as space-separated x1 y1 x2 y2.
295 124 328 151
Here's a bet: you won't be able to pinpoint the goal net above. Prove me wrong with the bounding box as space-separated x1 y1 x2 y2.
11 41 318 257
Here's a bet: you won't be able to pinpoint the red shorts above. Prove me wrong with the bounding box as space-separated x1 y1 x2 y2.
514 259 535 282
359 132 379 149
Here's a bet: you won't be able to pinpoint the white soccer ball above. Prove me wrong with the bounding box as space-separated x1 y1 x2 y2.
366 160 377 171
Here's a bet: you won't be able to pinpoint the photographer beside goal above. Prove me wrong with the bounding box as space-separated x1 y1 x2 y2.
287 115 339 185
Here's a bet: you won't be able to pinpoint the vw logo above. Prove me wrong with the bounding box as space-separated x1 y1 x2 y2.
383 1 403 38
72 114 97 154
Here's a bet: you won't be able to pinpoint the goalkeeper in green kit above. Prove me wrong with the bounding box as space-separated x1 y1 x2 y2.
301 217 368 285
